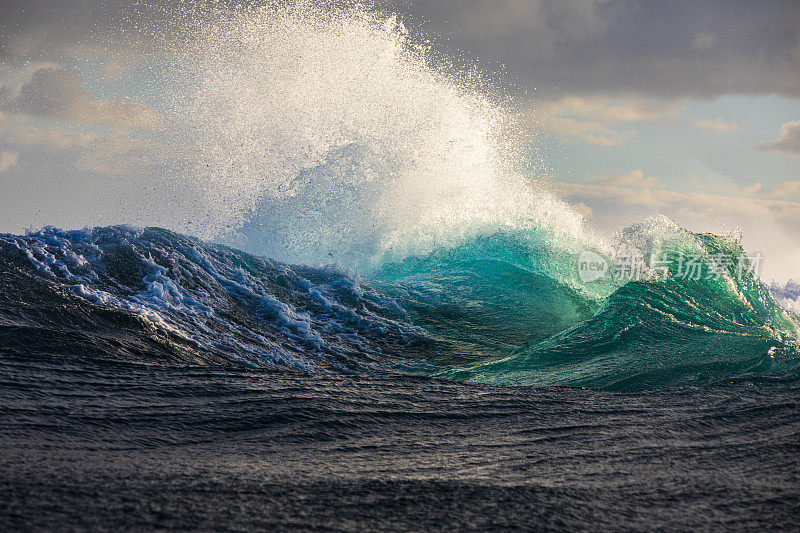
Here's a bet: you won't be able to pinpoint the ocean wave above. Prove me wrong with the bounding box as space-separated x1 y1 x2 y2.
436 222 800 390
1 223 797 390
0 226 430 371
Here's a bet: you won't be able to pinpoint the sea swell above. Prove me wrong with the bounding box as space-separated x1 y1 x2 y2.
1 224 797 391
0 226 430 372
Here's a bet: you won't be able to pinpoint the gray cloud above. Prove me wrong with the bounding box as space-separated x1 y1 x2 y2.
1 1 798 100
0 66 162 129
0 0 163 64
759 121 800 156
382 0 800 99
1 1 115 63
0 150 18 173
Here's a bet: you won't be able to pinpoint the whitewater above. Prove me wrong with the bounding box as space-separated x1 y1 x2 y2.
1 3 799 530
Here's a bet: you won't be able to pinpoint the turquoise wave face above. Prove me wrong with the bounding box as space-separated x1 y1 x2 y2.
371 232 604 365
439 278 800 391
371 224 800 391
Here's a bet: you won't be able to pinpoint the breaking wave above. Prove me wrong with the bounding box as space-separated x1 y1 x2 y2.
1 223 797 391
3 3 798 391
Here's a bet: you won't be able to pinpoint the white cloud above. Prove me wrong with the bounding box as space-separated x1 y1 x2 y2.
0 117 99 149
742 180 800 201
759 121 800 156
573 201 594 219
590 169 659 188
690 118 740 132
559 175 800 223
0 150 18 172
0 113 175 176
556 180 665 209
524 96 675 146
0 66 163 130
769 181 800 200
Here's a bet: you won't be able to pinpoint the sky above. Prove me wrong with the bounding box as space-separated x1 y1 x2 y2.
1 0 799 281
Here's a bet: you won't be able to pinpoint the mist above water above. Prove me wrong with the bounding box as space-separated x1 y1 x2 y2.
165 2 593 271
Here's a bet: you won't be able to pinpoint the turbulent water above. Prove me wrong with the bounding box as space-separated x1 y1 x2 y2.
2 3 799 530
1 224 799 530
2 225 797 389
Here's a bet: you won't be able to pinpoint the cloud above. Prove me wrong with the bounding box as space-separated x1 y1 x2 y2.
556 180 664 209
770 181 800 200
0 113 175 176
0 0 164 64
0 1 798 101
690 31 718 52
0 150 18 172
590 169 659 188
388 0 800 99
554 169 663 210
1 120 99 149
557 173 800 225
759 121 800 156
525 96 674 145
573 201 594 220
690 118 740 132
741 182 764 196
0 66 163 129
742 180 800 201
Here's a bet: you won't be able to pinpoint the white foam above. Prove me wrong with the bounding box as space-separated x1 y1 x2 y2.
771 279 800 314
166 3 599 271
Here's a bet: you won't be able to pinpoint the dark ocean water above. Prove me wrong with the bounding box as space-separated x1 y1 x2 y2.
2 356 798 531
1 226 799 530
